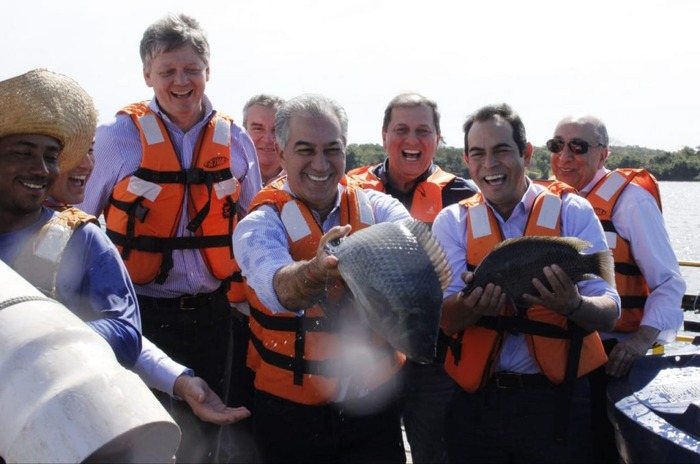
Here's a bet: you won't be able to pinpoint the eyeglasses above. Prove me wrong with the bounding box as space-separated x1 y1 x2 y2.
546 138 605 155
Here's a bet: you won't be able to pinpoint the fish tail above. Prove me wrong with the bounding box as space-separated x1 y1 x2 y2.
404 219 453 292
592 249 616 287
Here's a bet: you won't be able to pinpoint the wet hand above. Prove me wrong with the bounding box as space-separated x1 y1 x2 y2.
314 224 352 280
174 375 251 425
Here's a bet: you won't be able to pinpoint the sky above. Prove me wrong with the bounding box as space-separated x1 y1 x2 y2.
4 0 699 151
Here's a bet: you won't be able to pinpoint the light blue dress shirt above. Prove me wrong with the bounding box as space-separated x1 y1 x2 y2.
432 179 621 374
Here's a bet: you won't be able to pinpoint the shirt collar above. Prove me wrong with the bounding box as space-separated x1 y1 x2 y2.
148 95 215 130
281 180 343 222
482 177 538 223
374 159 437 186
580 167 610 196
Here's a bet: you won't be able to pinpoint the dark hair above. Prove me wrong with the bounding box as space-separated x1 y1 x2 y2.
382 92 440 135
463 103 527 155
140 13 210 69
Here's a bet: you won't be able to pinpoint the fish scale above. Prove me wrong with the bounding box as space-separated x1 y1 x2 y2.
326 219 451 364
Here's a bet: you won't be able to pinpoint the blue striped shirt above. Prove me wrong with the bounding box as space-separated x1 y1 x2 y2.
79 96 262 298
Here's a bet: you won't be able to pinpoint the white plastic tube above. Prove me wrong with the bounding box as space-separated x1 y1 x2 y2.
0 260 180 463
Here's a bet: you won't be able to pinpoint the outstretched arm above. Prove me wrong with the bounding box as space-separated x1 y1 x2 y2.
173 374 251 425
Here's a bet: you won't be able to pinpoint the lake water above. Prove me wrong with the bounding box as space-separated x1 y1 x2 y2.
659 181 700 295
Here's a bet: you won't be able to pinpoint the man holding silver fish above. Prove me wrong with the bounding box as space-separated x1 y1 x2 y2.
348 92 478 464
432 103 621 463
549 115 685 463
232 94 413 463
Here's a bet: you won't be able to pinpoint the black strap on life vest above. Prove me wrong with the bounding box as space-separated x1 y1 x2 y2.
250 305 336 386
249 304 395 386
620 295 647 309
448 315 576 367
106 229 233 284
476 315 575 338
249 305 339 333
553 321 586 444
448 314 591 368
107 166 237 283
249 331 334 381
131 166 233 234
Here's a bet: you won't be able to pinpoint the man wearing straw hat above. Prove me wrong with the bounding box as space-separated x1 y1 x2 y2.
79 12 262 462
0 68 142 368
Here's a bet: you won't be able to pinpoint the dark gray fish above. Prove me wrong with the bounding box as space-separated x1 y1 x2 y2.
464 236 615 309
325 219 451 364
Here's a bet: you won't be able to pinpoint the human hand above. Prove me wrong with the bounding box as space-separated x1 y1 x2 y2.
311 224 352 280
523 264 581 315
174 375 251 425
459 271 506 317
606 327 660 377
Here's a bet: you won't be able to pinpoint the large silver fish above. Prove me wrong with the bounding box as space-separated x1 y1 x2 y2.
325 219 451 364
465 236 615 310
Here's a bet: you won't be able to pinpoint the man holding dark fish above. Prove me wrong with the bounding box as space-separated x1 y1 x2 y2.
432 103 620 463
232 94 417 463
549 114 685 463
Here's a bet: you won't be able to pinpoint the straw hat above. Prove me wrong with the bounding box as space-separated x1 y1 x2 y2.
0 69 97 172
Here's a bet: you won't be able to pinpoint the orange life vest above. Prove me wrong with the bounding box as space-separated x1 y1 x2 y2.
347 164 456 223
104 103 242 295
585 168 662 332
445 182 607 392
245 177 407 405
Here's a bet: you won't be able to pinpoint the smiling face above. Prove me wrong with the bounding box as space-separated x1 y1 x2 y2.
382 105 440 191
50 143 95 205
550 120 608 191
465 117 532 220
143 44 209 131
244 104 281 184
0 134 61 231
279 112 345 219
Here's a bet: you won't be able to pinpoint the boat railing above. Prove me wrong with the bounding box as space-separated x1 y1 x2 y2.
680 260 700 313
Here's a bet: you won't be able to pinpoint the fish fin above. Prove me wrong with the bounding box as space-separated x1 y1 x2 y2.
492 235 593 253
592 248 616 287
403 219 453 292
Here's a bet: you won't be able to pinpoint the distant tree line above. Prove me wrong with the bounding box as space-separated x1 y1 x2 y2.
346 144 700 181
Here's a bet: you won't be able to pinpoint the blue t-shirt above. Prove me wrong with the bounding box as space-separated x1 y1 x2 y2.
0 207 142 367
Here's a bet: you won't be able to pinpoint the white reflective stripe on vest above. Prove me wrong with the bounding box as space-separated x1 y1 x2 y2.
138 114 165 146
355 189 376 227
535 194 562 230
468 204 491 239
594 171 626 202
212 117 231 146
281 201 312 243
214 178 238 200
126 176 163 202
